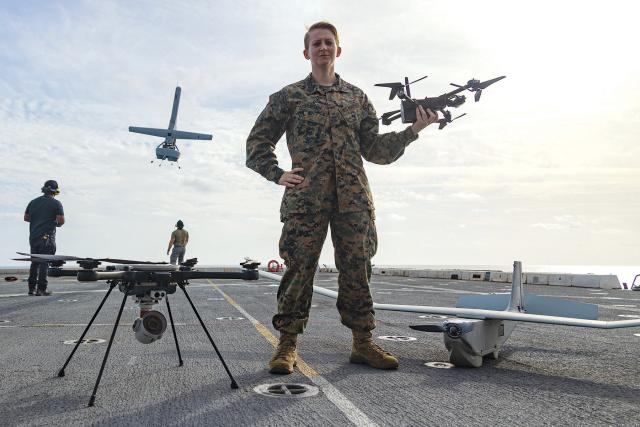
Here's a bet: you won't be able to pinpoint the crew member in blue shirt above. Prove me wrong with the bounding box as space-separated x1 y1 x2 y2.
24 180 65 296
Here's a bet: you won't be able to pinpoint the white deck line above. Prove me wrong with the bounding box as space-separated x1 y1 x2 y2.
209 280 377 427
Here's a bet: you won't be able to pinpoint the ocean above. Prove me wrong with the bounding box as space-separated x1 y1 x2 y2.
3 263 639 289
373 264 640 288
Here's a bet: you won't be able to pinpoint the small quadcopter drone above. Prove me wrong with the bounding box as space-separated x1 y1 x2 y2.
15 252 259 407
375 74 506 129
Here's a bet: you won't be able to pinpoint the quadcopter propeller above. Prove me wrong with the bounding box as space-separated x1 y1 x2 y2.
438 112 467 129
410 324 446 333
375 82 404 100
477 75 506 89
404 75 428 98
450 75 506 102
375 75 428 100
15 252 166 265
474 76 506 102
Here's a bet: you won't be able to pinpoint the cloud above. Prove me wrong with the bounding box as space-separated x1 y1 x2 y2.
1 1 640 266
530 222 569 231
387 213 407 222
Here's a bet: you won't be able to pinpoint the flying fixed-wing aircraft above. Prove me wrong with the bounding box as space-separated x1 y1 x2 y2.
129 86 212 164
260 261 640 367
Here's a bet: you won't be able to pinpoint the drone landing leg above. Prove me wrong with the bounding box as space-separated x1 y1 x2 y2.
88 290 128 407
58 282 117 378
178 284 238 389
165 295 183 367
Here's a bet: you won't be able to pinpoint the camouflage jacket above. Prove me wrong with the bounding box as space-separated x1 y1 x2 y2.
246 74 418 220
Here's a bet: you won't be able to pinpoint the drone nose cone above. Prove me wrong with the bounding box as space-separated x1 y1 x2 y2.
446 324 463 338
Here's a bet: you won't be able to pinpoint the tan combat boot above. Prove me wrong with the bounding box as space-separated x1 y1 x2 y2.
268 332 298 374
350 330 399 369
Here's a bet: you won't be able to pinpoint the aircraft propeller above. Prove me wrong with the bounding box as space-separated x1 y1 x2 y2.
375 75 428 100
450 76 506 102
15 252 166 266
409 324 445 333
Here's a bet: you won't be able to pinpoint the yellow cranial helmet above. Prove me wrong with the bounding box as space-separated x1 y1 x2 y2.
42 180 60 195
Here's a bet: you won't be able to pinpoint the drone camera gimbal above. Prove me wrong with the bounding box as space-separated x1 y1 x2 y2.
133 310 167 344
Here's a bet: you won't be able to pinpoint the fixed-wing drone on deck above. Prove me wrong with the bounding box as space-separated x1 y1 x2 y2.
15 252 259 407
375 75 506 129
129 86 212 164
261 261 640 368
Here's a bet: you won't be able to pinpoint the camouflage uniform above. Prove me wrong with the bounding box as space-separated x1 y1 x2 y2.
246 73 418 334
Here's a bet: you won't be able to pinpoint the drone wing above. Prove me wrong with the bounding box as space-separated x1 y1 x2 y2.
170 130 212 140
128 127 170 138
128 127 211 141
259 271 640 330
370 301 640 329
312 284 640 329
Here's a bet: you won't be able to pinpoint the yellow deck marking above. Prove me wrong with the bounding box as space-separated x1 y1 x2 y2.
206 279 378 426
210 280 319 378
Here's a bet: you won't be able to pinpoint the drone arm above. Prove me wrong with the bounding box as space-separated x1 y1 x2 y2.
77 271 126 282
246 90 290 183
173 270 259 281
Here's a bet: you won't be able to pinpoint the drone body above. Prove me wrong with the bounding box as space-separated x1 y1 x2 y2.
376 75 506 129
129 86 213 165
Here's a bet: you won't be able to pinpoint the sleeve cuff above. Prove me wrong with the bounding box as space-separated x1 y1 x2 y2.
403 126 419 145
269 167 285 184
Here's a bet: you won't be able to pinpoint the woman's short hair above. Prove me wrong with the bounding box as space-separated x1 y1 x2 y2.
304 21 339 49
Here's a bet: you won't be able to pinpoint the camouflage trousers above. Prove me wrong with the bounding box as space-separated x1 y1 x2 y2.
273 210 377 334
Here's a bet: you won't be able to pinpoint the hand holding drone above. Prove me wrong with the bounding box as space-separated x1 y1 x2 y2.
375 75 506 129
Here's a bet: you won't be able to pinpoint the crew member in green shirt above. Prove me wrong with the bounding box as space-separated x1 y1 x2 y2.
167 220 189 265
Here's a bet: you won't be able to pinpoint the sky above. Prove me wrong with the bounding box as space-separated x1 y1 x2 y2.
1 0 639 270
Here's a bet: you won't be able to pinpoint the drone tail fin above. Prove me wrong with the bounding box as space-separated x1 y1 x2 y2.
507 261 524 312
456 261 598 320
168 86 181 130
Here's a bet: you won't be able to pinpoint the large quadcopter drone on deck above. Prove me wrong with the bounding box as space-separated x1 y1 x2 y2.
15 252 259 407
375 75 506 129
